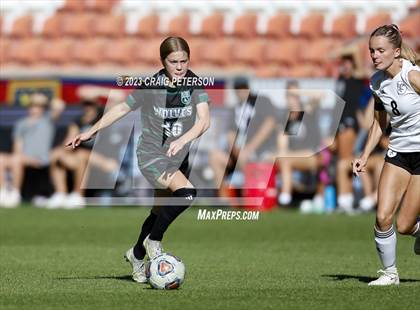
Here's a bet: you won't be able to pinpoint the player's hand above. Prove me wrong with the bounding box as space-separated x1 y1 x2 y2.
167 139 186 157
352 157 367 177
65 132 93 149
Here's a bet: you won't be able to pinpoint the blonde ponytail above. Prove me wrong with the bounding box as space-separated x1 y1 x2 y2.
400 42 419 66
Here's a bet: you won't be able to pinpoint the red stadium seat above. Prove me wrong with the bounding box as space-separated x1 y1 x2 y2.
0 38 11 64
42 14 64 38
331 14 357 39
9 15 33 38
62 13 95 38
40 39 74 65
200 13 224 38
301 38 340 65
299 13 325 39
201 39 233 67
8 38 43 65
72 39 107 65
188 38 206 66
265 13 291 38
102 38 137 65
399 12 420 38
365 13 391 34
264 39 302 66
94 14 126 38
232 39 266 66
133 38 162 66
136 15 159 38
86 0 118 12
233 13 257 38
167 14 190 37
59 0 85 12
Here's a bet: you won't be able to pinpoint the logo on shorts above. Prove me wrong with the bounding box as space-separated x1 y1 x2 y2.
387 149 397 158
397 81 407 95
180 90 191 105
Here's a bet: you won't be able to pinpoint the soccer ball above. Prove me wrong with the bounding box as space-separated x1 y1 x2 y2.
145 253 185 290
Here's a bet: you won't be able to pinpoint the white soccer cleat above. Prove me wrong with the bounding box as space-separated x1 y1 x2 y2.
143 235 163 260
368 268 399 286
414 237 420 255
124 248 147 283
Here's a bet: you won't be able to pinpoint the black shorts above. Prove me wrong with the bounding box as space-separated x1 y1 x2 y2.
138 152 190 188
384 149 420 175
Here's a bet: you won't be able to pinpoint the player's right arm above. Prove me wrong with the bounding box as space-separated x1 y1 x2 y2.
352 95 387 176
66 102 132 149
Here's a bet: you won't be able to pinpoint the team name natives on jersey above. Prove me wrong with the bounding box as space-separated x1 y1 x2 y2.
153 105 193 119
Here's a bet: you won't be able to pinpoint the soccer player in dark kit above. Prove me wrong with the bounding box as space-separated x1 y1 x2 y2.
67 37 210 283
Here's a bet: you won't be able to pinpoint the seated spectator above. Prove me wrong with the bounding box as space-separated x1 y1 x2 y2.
209 77 277 198
276 80 324 206
48 98 118 208
0 94 64 208
355 98 389 212
334 55 366 213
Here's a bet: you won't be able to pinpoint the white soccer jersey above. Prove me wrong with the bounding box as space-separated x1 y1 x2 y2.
370 59 420 152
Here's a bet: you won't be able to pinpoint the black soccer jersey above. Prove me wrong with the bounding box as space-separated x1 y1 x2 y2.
126 69 209 154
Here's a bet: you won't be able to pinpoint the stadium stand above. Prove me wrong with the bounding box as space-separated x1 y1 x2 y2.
0 0 418 77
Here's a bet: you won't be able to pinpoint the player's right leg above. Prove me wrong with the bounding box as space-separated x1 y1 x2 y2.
368 163 410 286
395 175 420 255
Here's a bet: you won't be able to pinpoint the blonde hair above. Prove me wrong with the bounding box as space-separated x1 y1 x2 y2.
370 24 419 65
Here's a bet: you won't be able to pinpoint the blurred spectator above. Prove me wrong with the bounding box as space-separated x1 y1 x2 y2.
48 98 118 208
209 77 277 198
276 80 323 206
355 98 388 212
335 55 365 213
0 94 64 208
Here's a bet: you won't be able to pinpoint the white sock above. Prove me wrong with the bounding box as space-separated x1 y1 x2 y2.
412 221 420 238
374 225 397 269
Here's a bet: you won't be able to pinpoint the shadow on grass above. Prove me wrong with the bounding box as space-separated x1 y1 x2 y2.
322 274 420 283
56 275 134 282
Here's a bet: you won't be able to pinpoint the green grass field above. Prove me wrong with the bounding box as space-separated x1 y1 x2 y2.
0 206 418 310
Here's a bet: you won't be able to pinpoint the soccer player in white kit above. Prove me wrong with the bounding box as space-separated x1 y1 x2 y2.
353 24 420 286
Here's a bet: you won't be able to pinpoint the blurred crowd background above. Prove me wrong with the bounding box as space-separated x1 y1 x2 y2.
0 0 419 212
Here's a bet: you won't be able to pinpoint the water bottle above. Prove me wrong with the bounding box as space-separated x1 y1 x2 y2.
324 185 336 213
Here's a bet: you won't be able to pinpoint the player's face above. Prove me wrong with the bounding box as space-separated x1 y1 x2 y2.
369 36 400 71
163 51 189 81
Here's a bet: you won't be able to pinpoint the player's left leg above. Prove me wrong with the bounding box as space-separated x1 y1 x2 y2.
143 170 196 259
396 175 420 255
368 163 411 286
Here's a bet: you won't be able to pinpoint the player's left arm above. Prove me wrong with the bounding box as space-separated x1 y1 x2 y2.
167 101 210 157
408 70 420 94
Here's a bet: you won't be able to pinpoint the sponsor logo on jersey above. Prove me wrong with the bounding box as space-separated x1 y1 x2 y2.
180 90 191 105
396 81 407 95
387 149 397 158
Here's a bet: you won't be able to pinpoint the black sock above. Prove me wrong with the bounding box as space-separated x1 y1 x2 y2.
133 211 157 260
149 188 196 242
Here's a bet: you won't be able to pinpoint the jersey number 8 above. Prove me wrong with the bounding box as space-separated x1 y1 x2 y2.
390 100 401 116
